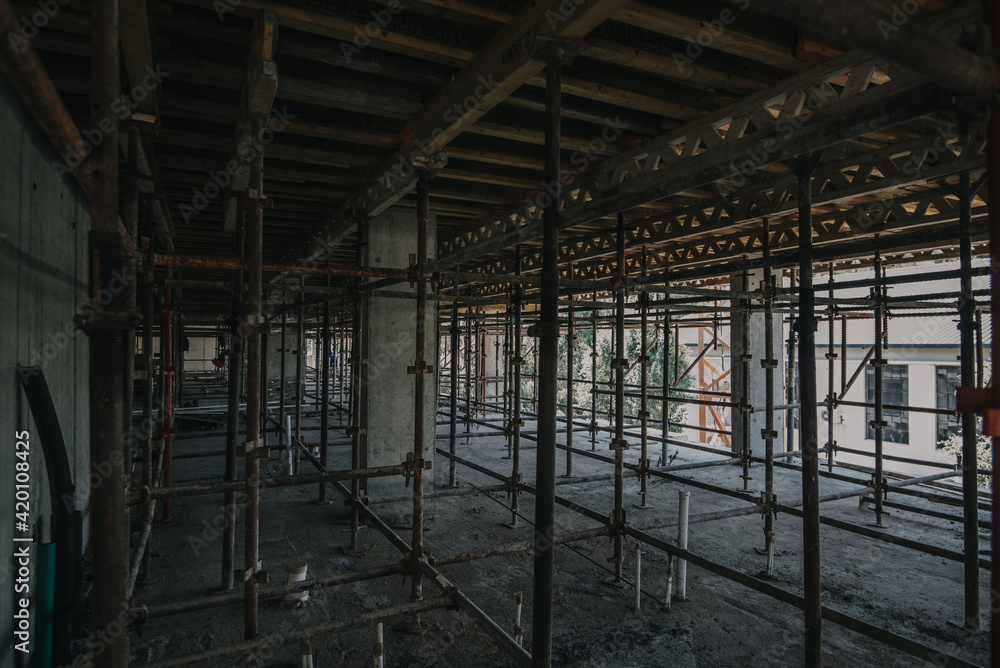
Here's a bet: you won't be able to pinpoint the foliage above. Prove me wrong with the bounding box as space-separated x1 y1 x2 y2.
939 421 992 489
519 308 692 431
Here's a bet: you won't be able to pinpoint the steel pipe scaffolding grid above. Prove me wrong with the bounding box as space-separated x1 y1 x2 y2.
7 1 998 667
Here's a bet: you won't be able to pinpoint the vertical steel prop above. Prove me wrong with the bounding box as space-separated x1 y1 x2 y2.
449 275 460 486
958 169 980 630
794 155 822 667
140 199 156 582
88 1 127 662
872 251 887 527
294 294 304 473
222 216 245 592
661 273 670 465
637 248 650 506
564 278 575 477
611 210 628 582
761 219 777 576
510 247 523 526
531 42 562 668
410 169 431 612
319 255 332 502
242 148 266 643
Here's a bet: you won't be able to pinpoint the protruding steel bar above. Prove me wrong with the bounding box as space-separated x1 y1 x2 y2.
531 44 562 668
221 217 245 592
243 148 264 642
795 156 822 667
958 168 980 631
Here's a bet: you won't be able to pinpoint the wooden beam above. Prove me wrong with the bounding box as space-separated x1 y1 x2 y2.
223 9 279 230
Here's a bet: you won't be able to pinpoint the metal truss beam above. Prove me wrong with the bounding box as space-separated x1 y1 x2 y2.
433 3 980 270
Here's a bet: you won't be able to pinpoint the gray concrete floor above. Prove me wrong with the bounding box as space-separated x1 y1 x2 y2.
127 392 991 667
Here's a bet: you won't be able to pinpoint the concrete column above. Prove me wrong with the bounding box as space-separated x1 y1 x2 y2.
361 208 437 500
731 268 784 459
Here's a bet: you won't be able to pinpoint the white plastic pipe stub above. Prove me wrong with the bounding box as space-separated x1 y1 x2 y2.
284 561 309 605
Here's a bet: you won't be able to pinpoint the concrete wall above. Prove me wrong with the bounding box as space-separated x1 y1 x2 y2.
0 77 92 668
730 270 785 458
361 208 437 501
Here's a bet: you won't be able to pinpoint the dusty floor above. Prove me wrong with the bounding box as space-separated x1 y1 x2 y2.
124 398 991 667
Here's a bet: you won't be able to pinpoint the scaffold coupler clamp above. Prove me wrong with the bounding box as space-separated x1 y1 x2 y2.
956 386 1000 436
607 507 627 542
505 417 524 437
828 440 838 457
407 359 434 376
505 473 522 501
587 420 599 435
758 491 778 522
792 313 818 335
402 452 431 488
760 357 778 371
235 559 268 585
238 437 270 459
609 438 630 452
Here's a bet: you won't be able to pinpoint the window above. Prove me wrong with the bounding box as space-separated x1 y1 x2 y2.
865 364 908 444
935 366 960 446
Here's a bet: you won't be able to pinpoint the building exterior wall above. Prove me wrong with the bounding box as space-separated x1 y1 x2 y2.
817 346 961 476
